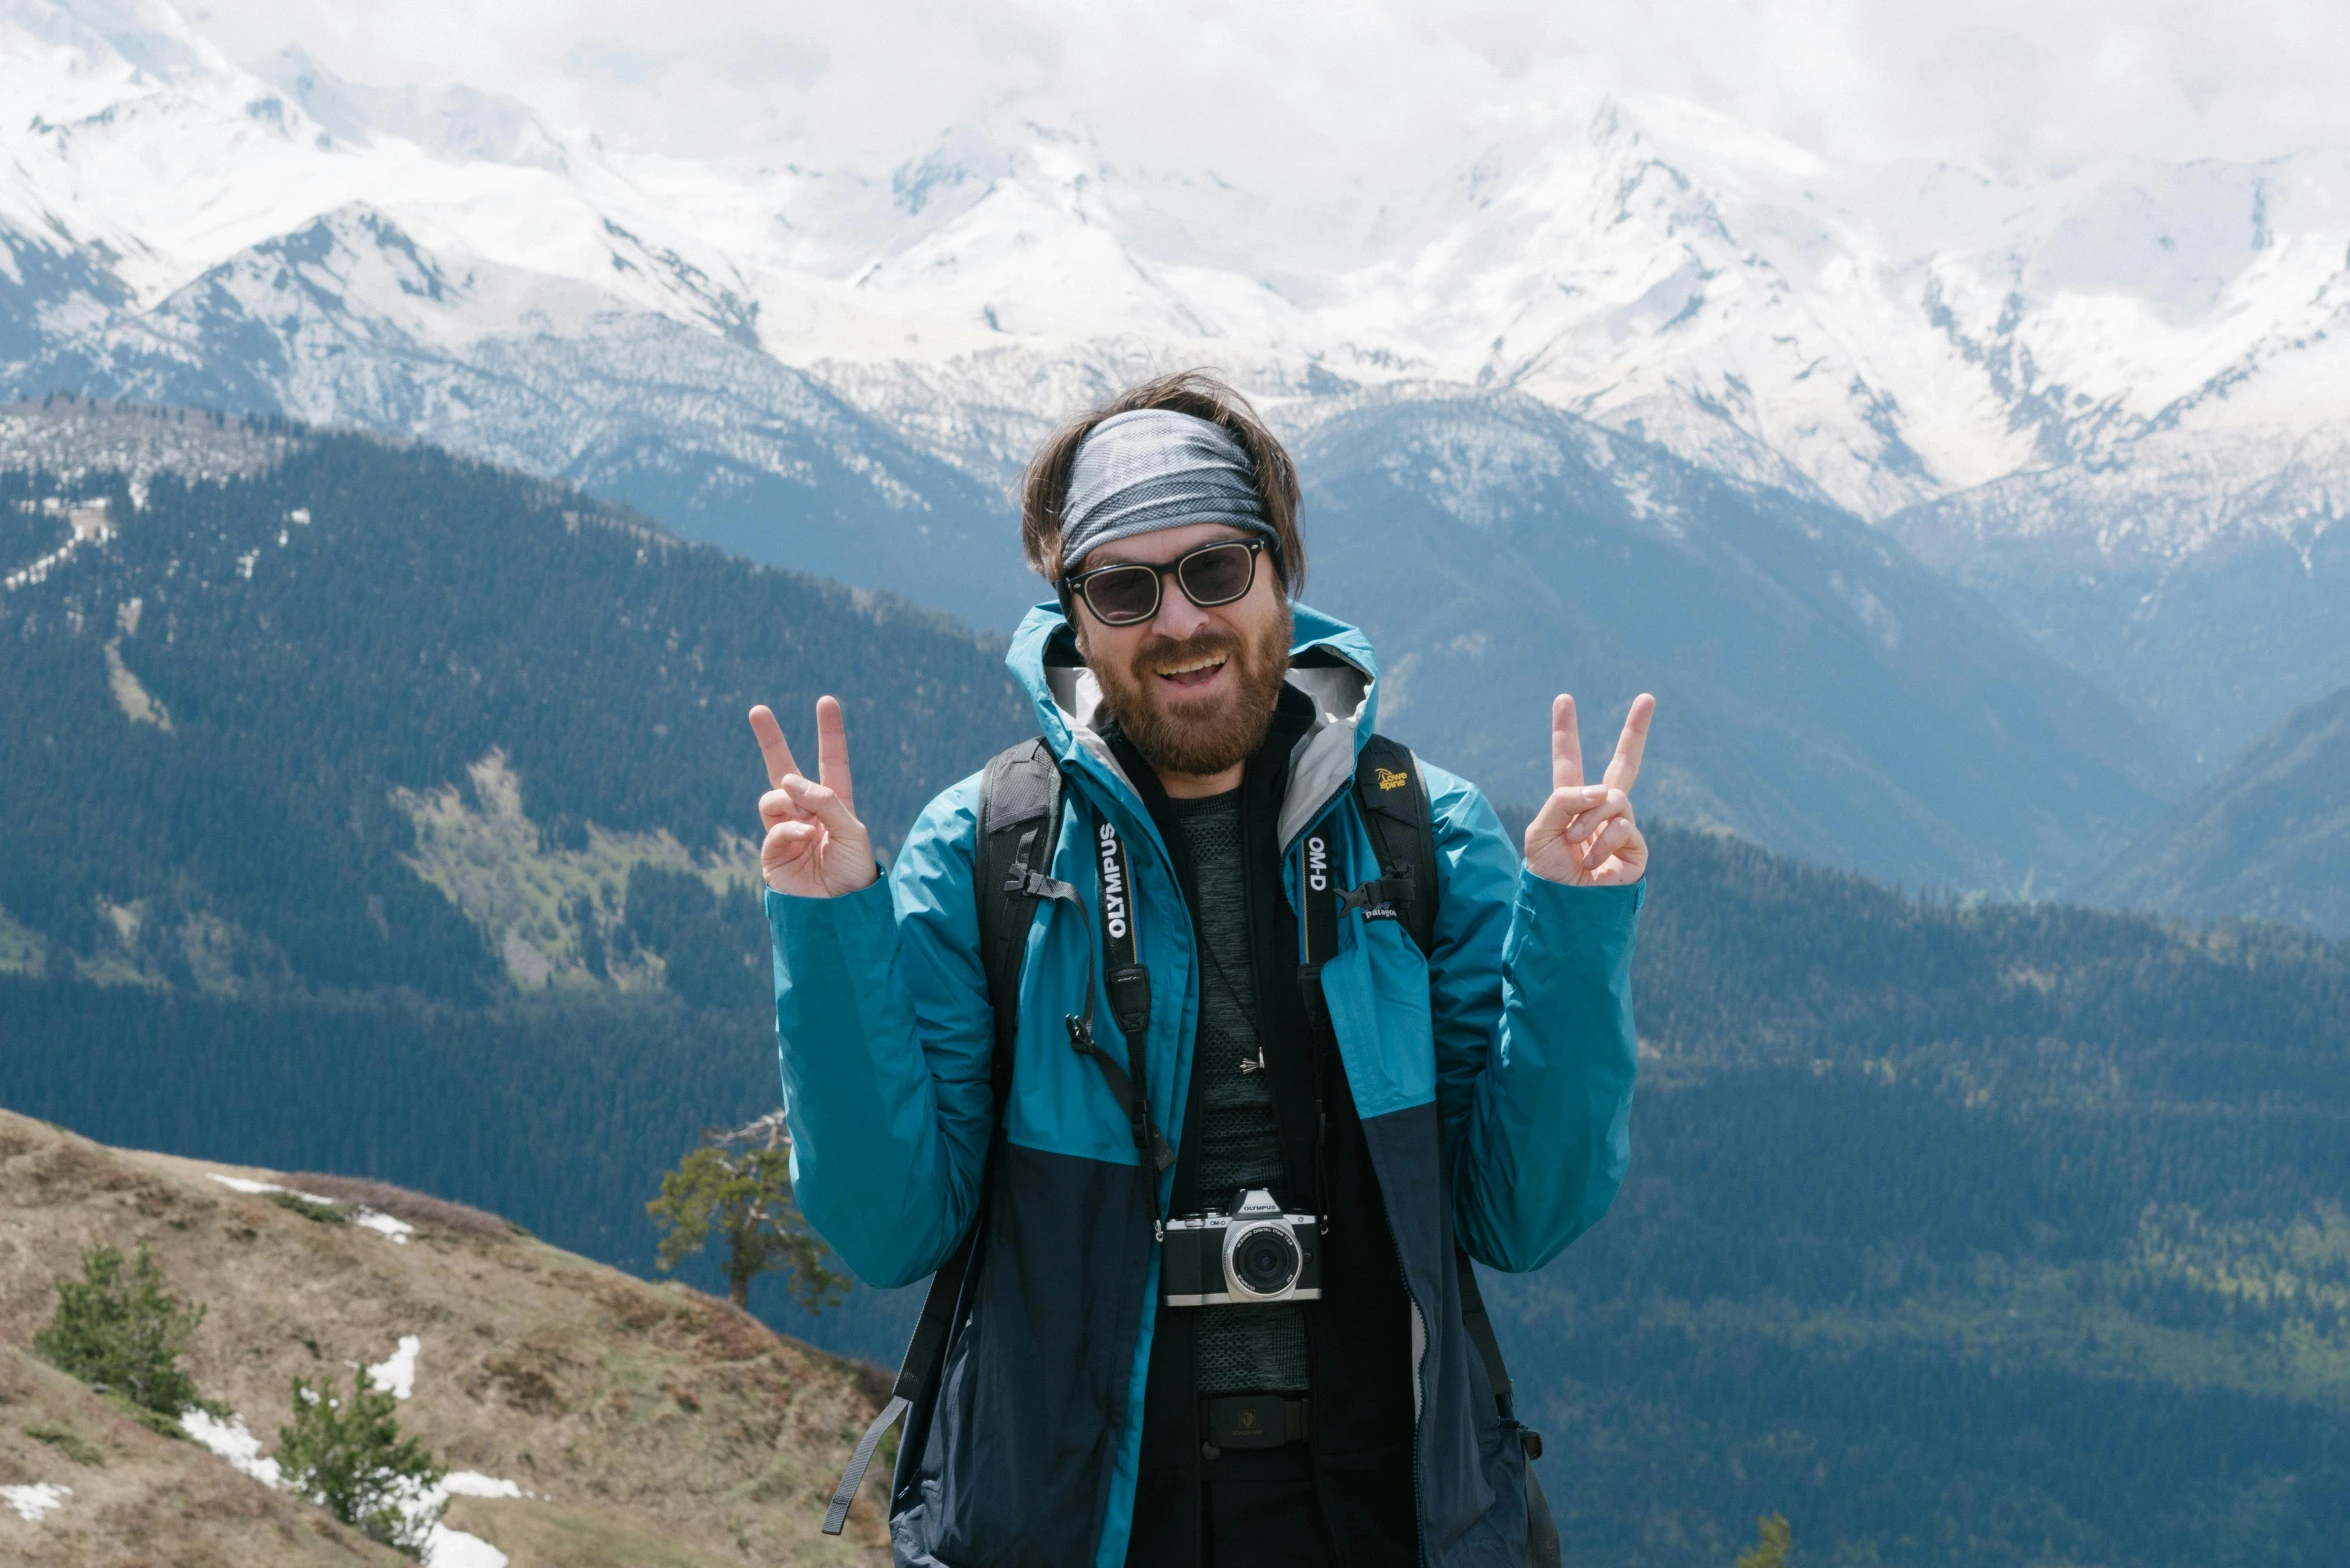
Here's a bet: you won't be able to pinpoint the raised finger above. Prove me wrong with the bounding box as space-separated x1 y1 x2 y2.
815 695 855 816
749 705 801 790
1602 694 1656 794
1552 694 1585 791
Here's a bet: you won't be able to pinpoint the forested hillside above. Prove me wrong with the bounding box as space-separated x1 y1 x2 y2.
2089 681 2350 938
1499 825 2350 1567
0 415 1029 1001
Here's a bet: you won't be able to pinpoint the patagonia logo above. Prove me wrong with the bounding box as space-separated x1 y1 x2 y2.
1097 823 1128 940
1374 767 1409 792
1306 835 1329 893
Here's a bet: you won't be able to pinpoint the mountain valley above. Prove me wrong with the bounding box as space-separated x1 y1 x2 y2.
2090 681 2350 937
1297 392 2173 890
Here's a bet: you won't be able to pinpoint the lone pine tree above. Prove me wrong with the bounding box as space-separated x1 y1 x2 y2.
648 1110 846 1311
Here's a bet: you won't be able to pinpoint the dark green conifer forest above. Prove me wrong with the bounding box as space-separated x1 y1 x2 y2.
5 424 2349 1566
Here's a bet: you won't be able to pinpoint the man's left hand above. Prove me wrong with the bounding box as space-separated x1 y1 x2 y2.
1524 693 1655 887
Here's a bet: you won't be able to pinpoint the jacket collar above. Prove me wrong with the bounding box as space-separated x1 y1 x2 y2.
1005 600 1381 850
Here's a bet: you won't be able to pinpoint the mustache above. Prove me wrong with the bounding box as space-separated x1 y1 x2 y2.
1130 627 1243 679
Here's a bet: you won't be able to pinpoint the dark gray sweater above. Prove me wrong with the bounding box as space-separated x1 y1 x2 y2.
1166 789 1311 1396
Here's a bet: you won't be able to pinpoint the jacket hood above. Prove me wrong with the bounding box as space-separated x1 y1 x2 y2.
1005 600 1383 848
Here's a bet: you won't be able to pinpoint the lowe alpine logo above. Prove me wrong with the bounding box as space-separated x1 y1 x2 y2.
1098 823 1128 940
1374 767 1410 792
1306 835 1329 892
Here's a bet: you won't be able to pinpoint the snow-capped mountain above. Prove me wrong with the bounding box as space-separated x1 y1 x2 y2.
4 0 2347 743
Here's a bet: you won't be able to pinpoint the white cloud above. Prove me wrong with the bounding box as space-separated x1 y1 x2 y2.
172 0 2350 181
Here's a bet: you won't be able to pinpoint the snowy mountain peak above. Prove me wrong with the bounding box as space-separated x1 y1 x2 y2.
8 0 2350 558
257 47 569 173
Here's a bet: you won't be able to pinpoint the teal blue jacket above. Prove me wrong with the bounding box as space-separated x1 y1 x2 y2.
769 604 1641 1567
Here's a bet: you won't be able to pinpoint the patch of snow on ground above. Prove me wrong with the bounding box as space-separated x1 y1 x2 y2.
444 1472 528 1499
180 1408 284 1486
207 1172 332 1201
2 1483 72 1522
368 1335 421 1399
206 1172 412 1241
425 1521 511 1568
408 1472 528 1568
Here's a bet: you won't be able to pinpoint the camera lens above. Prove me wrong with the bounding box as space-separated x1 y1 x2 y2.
1232 1224 1301 1296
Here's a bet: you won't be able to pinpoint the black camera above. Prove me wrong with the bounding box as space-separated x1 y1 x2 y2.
1161 1188 1323 1307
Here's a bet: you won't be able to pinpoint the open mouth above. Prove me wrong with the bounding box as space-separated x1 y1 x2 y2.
1153 653 1229 690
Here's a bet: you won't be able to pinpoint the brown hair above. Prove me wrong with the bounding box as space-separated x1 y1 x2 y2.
1020 370 1305 596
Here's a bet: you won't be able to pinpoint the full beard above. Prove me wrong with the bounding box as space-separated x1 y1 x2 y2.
1087 604 1294 779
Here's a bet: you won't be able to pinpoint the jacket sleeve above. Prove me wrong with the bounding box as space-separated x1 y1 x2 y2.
1420 764 1644 1273
765 772 996 1288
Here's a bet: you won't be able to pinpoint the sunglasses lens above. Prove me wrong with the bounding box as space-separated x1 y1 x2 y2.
1082 565 1159 625
1179 542 1256 606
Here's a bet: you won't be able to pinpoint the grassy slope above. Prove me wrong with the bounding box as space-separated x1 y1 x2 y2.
0 1108 889 1566
1 1343 405 1568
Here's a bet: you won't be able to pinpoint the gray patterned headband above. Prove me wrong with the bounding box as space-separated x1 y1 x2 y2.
1058 409 1279 573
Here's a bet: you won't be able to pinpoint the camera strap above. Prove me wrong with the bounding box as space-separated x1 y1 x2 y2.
1068 817 1175 1173
1294 823 1343 1231
1297 824 1342 967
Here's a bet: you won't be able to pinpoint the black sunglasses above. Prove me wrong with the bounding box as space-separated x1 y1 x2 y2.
1064 538 1268 627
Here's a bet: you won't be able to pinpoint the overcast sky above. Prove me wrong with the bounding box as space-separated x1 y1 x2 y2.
180 0 2350 180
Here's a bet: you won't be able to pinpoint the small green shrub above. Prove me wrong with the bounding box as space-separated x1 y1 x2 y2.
276 1371 445 1558
268 1190 348 1224
34 1244 220 1424
23 1422 106 1466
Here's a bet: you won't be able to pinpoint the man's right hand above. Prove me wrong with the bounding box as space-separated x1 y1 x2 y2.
749 697 878 898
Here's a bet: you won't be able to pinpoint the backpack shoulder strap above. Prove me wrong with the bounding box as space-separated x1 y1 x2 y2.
1454 1247 1517 1427
1351 732 1441 958
1350 741 1551 1531
976 736 1067 1087
822 737 1064 1537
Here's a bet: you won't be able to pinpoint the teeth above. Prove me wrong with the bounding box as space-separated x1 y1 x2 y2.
1156 656 1226 676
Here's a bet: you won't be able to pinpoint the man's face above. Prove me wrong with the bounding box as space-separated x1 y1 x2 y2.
1070 521 1293 779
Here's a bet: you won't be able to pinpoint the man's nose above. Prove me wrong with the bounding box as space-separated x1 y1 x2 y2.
1150 578 1213 641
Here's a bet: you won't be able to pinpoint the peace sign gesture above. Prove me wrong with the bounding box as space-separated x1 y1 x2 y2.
1524 693 1655 887
748 697 878 898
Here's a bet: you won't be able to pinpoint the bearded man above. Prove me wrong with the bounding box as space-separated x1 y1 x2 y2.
749 372 1653 1568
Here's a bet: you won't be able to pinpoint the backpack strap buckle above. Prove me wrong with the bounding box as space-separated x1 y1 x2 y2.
1338 876 1415 917
1010 868 1076 902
